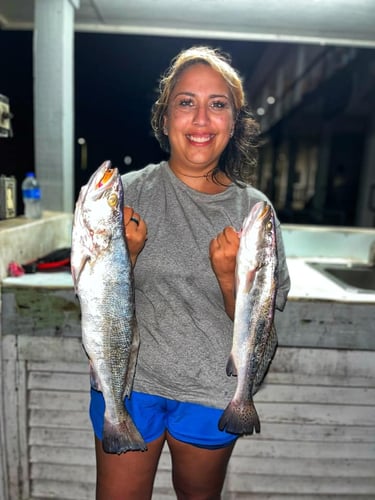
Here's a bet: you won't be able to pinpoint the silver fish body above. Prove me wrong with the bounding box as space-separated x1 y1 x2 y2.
71 161 146 454
219 201 278 435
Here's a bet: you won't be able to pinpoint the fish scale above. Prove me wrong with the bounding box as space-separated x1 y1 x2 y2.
71 160 146 454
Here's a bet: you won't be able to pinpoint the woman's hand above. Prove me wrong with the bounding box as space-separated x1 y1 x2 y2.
209 226 240 320
123 206 147 266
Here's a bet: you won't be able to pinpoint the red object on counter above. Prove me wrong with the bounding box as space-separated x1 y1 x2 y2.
8 261 25 277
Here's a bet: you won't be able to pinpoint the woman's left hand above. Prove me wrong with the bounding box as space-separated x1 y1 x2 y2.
209 226 240 320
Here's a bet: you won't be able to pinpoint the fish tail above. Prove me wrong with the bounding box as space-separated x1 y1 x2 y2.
218 399 261 435
102 413 147 454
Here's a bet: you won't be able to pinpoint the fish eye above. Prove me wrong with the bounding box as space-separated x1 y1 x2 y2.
266 220 273 231
107 193 118 207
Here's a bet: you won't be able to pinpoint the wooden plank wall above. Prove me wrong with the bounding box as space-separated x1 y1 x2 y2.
2 335 375 499
27 360 175 500
2 336 174 500
224 348 375 499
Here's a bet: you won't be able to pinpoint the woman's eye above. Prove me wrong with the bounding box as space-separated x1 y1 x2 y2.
210 100 228 109
178 98 195 108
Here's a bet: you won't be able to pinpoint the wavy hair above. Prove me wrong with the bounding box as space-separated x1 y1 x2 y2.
151 46 260 185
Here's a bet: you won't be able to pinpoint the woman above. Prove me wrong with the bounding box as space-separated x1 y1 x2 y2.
90 46 290 499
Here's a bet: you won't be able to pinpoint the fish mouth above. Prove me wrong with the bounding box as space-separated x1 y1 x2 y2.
244 202 270 229
80 161 120 205
255 201 271 220
258 203 271 219
93 162 118 191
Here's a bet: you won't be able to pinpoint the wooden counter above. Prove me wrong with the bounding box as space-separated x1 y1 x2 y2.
1 221 375 499
1 257 375 499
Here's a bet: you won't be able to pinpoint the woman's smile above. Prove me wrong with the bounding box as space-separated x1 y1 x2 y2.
186 133 215 145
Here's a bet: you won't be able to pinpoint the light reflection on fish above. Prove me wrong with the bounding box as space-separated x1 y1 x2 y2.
71 161 146 454
219 201 278 435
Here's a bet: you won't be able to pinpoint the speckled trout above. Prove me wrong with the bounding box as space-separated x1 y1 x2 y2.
219 201 278 435
71 161 146 454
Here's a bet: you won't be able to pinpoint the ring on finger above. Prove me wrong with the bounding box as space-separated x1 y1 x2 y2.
130 216 140 226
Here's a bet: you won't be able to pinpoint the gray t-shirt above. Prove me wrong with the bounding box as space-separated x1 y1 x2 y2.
122 161 290 409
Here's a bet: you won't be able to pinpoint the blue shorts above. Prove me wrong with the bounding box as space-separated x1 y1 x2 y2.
90 389 237 449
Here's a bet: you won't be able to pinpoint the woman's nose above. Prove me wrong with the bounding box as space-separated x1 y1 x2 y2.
192 104 209 125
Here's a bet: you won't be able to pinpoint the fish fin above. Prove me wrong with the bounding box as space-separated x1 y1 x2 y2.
122 319 140 398
253 323 278 396
102 411 147 454
71 243 90 288
244 269 256 293
81 343 89 360
218 399 260 435
89 362 102 392
81 344 102 392
226 353 238 377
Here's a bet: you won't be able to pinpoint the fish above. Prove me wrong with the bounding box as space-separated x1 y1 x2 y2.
219 201 278 435
71 160 146 454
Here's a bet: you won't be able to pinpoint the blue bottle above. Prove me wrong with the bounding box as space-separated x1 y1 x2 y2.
21 172 42 219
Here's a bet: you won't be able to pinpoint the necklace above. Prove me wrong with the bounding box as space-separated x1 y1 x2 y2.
171 166 215 181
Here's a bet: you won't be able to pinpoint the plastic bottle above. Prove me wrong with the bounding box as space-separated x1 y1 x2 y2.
21 172 42 219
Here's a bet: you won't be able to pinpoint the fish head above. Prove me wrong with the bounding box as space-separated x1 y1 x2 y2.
236 201 277 291
71 161 124 287
241 201 275 254
78 161 123 230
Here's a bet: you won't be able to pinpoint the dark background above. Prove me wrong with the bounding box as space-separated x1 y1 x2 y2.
0 30 267 212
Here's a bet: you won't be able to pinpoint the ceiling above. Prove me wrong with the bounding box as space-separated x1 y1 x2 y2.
1 0 375 48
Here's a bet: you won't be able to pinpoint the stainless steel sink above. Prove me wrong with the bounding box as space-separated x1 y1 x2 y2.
308 262 375 293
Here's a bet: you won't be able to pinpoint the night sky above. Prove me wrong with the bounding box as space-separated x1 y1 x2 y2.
0 30 267 213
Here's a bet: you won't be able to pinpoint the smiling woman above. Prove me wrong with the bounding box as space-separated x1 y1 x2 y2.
151 46 261 190
86 45 290 500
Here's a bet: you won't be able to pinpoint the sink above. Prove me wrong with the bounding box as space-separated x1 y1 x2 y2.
308 262 375 293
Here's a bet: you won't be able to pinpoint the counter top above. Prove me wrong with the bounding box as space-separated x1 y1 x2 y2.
0 211 72 280
2 271 74 289
287 258 375 303
2 258 375 304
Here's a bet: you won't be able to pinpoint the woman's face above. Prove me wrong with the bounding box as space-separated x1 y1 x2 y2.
164 63 235 173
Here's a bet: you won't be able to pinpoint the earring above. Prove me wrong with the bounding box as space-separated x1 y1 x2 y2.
163 126 168 136
230 128 234 137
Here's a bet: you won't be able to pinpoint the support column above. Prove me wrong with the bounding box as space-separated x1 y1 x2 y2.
33 0 80 213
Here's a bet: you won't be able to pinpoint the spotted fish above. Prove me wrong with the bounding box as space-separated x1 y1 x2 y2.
219 201 278 435
71 161 146 454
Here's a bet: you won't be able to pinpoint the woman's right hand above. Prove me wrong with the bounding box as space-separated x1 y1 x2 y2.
209 226 240 320
123 206 148 266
